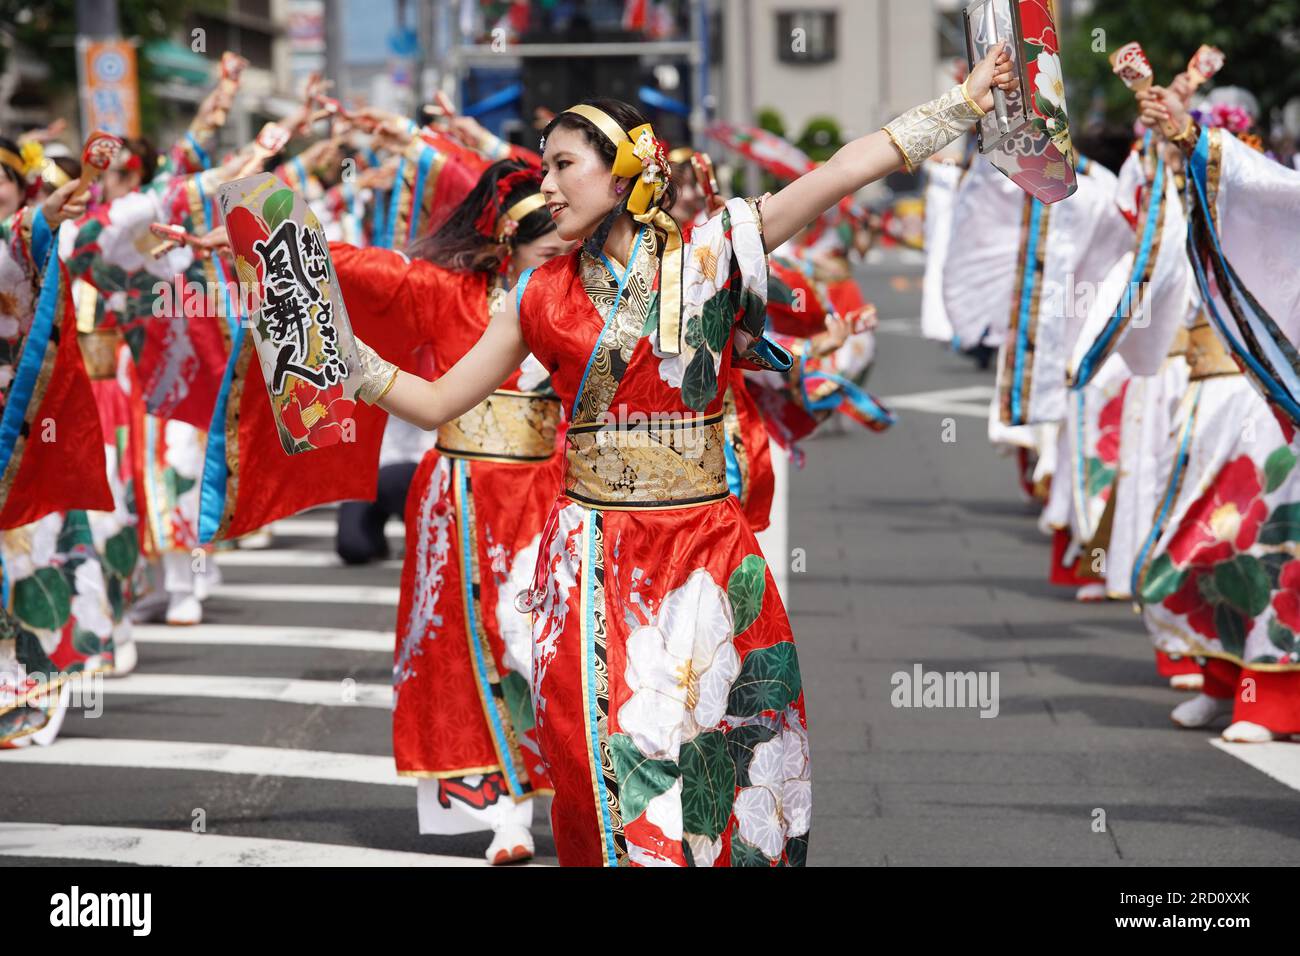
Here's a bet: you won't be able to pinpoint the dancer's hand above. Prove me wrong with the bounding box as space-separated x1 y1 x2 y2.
42 178 86 227
193 226 230 259
966 41 1018 114
1137 86 1190 138
19 118 67 146
814 313 850 355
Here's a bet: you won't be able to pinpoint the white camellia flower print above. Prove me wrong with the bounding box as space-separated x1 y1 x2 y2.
0 251 33 336
495 533 540 684
515 354 550 393
618 567 740 760
733 712 812 860
1034 51 1066 113
70 560 114 639
657 205 729 389
163 419 204 478
645 778 683 841
3 513 61 581
685 831 723 867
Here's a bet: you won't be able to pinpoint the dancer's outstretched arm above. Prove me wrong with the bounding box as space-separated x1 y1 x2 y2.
761 42 1016 253
357 292 528 430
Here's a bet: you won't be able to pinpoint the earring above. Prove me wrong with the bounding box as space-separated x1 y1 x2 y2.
614 179 627 195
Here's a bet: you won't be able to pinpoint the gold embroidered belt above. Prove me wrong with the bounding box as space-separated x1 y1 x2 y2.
1167 326 1189 358
1187 322 1241 381
78 328 123 380
564 411 730 510
435 390 561 462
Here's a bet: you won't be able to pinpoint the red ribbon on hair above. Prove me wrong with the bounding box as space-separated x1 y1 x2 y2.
474 167 542 240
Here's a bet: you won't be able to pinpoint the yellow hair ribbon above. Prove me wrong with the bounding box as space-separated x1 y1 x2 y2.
560 104 684 355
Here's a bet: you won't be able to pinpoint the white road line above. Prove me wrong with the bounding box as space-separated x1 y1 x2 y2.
0 823 520 866
1210 739 1300 792
272 517 402 539
883 385 995 402
212 549 402 569
883 399 990 419
874 317 922 336
880 385 994 420
0 738 410 787
133 624 392 653
211 583 400 606
99 673 391 709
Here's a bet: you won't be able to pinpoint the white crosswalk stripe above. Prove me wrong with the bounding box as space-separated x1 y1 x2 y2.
882 385 995 420
133 624 392 653
0 738 408 785
98 673 392 709
1210 739 1300 793
0 504 518 865
213 549 402 569
209 583 401 605
271 517 400 538
0 823 537 866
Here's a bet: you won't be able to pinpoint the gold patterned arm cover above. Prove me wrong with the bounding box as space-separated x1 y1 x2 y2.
355 337 399 405
882 81 985 174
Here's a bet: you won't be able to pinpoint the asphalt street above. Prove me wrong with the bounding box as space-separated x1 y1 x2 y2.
3 251 1299 867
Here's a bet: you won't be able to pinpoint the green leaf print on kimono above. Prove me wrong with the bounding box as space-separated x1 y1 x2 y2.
680 729 735 839
682 344 719 412
727 643 802 717
13 567 71 632
1260 503 1300 545
1264 446 1298 493
609 732 681 822
658 198 769 411
101 527 139 580
727 553 766 635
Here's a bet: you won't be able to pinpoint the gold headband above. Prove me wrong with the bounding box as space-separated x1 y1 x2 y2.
559 103 684 356
493 191 548 243
40 159 72 191
505 192 547 223
0 148 26 179
564 104 632 150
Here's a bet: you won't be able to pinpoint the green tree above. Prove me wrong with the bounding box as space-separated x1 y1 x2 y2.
1 0 222 137
1062 0 1300 129
796 115 843 163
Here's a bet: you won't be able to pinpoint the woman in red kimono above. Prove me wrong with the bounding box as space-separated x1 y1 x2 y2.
331 155 574 864
351 50 1016 866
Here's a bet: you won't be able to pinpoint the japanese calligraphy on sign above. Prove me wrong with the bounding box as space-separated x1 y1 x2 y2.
216 173 361 454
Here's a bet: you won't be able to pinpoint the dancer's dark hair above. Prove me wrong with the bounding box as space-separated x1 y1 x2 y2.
408 158 555 273
0 136 27 189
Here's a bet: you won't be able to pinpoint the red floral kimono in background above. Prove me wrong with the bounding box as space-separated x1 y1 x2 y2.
517 197 810 867
332 243 558 826
0 207 118 745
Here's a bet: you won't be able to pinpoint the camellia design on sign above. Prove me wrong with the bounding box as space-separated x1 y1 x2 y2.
964 0 1078 204
217 174 361 454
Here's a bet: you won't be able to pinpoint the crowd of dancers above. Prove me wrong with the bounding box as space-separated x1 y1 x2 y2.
2 31 1298 869
924 50 1300 746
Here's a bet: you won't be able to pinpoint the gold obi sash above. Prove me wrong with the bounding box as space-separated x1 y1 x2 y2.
78 328 123 380
1186 321 1241 381
435 389 561 462
1167 326 1189 358
564 411 730 510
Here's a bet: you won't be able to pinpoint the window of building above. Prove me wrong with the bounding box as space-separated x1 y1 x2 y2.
775 10 837 65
